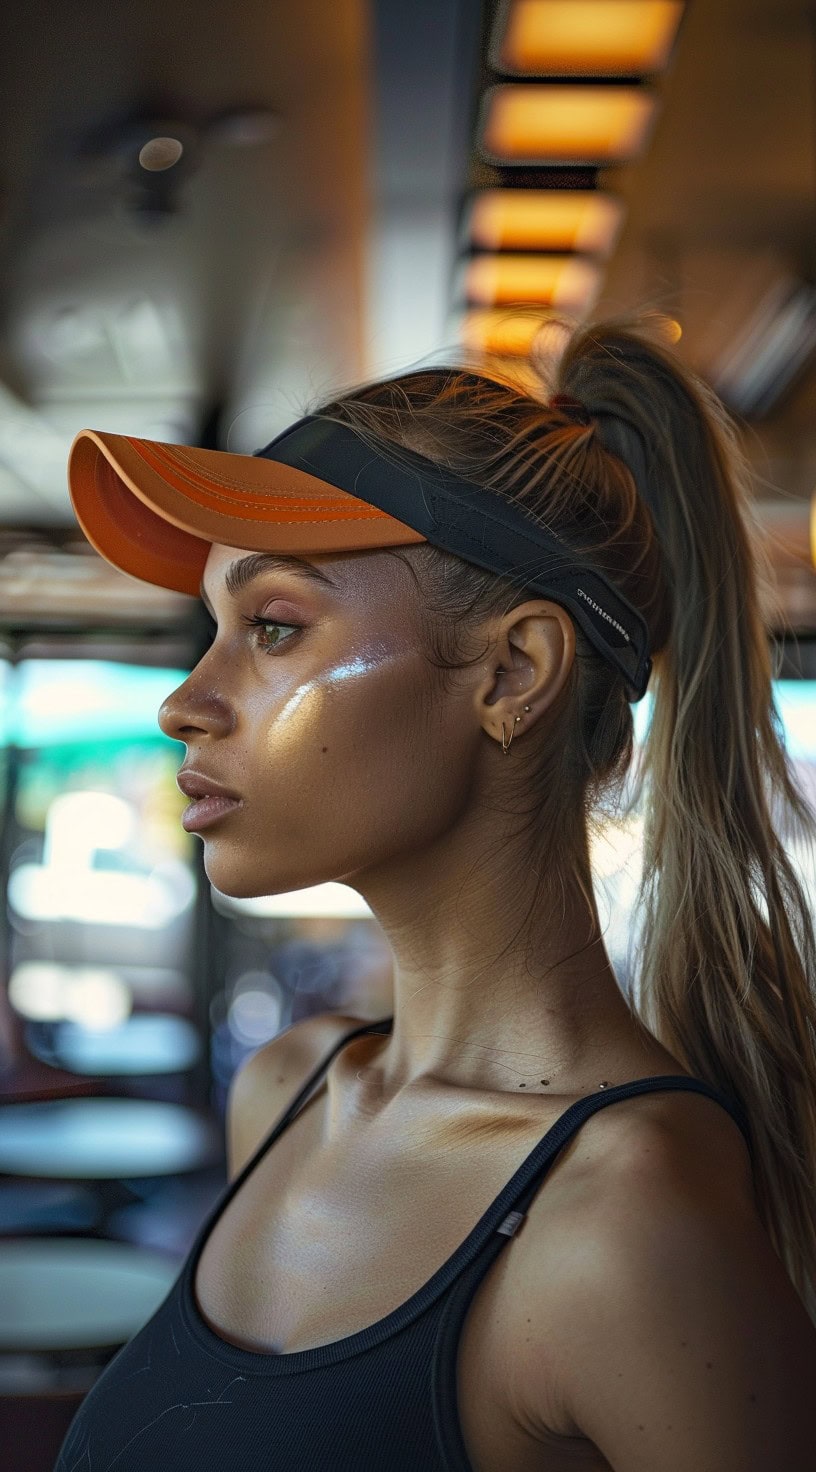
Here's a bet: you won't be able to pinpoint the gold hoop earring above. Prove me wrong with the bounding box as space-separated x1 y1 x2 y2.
501 717 520 753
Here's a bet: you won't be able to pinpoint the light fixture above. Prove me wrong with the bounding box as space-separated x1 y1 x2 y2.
78 106 280 199
710 279 816 417
459 308 579 356
138 137 184 172
466 189 624 254
480 84 657 164
492 0 685 77
463 253 602 310
9 962 132 1028
8 790 196 928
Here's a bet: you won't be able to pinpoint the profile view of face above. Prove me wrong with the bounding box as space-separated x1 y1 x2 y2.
156 541 482 902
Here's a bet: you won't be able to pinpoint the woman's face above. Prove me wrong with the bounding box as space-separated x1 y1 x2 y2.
157 541 477 899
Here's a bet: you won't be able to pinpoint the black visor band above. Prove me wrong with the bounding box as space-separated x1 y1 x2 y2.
255 415 653 702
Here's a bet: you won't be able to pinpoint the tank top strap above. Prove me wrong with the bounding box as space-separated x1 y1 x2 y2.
271 1014 394 1136
497 1073 754 1231
181 1016 394 1290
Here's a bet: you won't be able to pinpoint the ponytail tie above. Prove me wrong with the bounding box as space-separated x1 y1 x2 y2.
548 392 593 425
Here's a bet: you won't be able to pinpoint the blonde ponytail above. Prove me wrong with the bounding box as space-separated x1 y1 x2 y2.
560 322 816 1321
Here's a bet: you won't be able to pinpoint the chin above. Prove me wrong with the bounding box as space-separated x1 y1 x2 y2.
202 855 323 903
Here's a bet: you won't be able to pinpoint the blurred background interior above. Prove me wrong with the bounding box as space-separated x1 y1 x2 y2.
1 1 816 1464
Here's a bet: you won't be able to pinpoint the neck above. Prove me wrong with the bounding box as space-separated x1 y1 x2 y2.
330 851 655 1110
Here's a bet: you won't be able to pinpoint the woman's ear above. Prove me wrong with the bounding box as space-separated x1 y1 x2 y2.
478 599 575 742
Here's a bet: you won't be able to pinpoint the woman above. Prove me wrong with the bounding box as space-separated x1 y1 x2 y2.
56 320 816 1470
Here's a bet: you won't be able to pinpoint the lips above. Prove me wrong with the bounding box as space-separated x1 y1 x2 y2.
176 768 242 801
176 768 244 834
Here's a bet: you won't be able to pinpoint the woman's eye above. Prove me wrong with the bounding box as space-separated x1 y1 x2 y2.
239 613 301 653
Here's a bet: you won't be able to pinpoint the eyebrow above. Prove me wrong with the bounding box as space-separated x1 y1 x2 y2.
199 552 336 616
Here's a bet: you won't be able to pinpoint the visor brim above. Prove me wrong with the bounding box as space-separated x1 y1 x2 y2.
67 430 427 596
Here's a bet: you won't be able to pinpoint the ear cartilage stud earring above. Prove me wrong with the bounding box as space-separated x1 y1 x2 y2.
524 705 531 712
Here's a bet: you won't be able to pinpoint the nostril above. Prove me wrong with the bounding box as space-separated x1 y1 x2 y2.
156 677 235 741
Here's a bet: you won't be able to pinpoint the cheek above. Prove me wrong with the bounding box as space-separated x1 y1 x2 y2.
207 643 470 888
251 642 433 808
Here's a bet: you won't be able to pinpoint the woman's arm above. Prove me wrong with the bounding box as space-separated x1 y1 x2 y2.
521 1125 816 1470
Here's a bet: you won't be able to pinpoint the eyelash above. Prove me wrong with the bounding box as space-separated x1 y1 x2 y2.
204 613 302 654
240 613 302 653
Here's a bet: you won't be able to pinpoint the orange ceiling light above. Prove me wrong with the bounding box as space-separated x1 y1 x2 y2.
465 253 602 309
494 0 685 77
461 310 587 356
481 84 656 163
468 189 624 254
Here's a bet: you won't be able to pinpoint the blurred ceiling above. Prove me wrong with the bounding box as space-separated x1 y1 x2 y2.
591 0 816 635
0 0 814 639
0 0 479 527
595 0 816 493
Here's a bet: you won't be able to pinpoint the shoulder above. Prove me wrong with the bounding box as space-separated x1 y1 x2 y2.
226 1011 370 1179
517 1098 816 1468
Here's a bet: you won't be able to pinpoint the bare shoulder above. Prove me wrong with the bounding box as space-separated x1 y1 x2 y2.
225 1011 370 1179
516 1097 816 1469
248 1009 372 1087
598 1077 756 1202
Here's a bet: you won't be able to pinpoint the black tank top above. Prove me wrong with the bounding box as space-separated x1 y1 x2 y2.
55 1015 754 1472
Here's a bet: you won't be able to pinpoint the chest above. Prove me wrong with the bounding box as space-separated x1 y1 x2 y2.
193 1083 615 1472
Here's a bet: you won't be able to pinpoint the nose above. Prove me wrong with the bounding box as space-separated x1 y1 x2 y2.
157 673 235 743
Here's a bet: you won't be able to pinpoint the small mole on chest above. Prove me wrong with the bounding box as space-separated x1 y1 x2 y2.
516 1079 611 1089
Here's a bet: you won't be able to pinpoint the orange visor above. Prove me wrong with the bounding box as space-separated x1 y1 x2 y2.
67 423 427 598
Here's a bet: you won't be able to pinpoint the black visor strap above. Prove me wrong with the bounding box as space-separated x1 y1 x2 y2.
255 415 653 702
